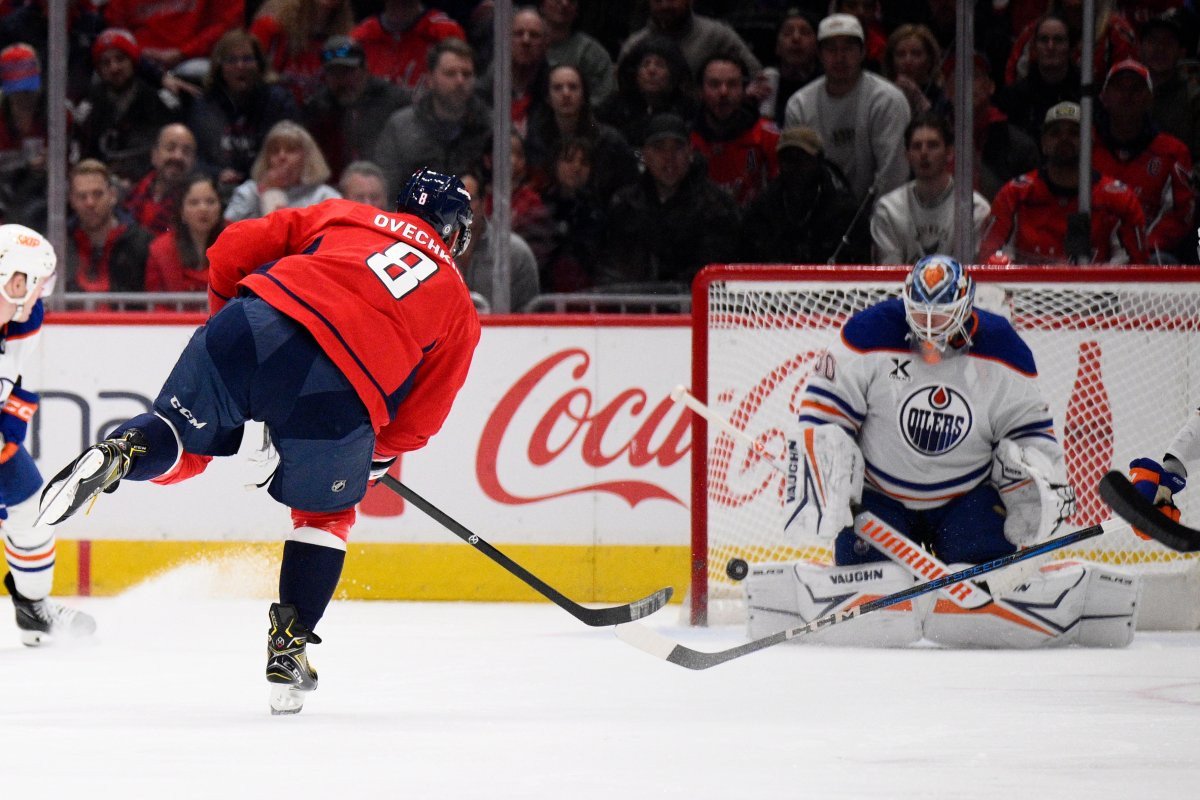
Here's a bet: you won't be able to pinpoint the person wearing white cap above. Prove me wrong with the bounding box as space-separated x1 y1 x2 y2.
979 101 1147 264
1094 59 1194 262
783 12 910 204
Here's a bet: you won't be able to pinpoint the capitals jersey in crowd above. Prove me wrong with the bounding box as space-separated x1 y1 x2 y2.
207 198 481 457
798 298 1058 509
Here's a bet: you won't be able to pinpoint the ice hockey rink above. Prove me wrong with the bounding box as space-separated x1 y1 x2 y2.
1 559 1198 800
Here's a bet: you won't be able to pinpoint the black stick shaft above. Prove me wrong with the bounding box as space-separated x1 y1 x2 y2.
379 475 672 625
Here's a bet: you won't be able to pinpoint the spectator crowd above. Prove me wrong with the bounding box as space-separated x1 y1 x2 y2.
1 0 1198 311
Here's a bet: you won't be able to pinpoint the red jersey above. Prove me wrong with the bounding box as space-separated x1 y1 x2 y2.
104 0 244 60
351 10 466 90
1092 129 1194 255
979 169 1147 264
690 117 780 206
249 15 327 104
207 199 481 455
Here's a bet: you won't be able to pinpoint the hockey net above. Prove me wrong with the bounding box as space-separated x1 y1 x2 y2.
690 264 1200 630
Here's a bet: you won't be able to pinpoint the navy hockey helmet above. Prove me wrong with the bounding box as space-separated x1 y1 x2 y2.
396 168 474 257
903 254 975 362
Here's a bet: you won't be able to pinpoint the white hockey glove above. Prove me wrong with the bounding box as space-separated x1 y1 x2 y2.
991 439 1076 547
369 454 397 482
782 424 863 540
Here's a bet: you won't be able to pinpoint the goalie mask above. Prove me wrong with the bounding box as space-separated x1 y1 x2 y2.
396 168 474 258
903 254 975 363
0 223 56 321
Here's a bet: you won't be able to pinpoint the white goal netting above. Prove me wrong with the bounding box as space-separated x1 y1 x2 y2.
691 264 1200 630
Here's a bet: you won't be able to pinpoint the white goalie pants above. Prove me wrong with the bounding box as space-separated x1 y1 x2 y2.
744 559 1141 648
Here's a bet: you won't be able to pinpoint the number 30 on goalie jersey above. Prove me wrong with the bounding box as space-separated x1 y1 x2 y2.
783 423 864 540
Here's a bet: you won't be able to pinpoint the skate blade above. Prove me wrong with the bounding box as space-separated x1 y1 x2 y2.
36 449 108 526
269 684 309 715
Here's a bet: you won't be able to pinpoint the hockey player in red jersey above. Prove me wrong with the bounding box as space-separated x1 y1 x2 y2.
979 101 1147 264
37 169 480 714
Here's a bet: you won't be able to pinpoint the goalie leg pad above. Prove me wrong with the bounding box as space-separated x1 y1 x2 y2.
745 561 924 647
923 561 1140 649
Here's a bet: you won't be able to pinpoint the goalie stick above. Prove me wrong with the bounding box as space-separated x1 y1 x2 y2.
1099 470 1200 553
378 475 673 625
615 517 1125 670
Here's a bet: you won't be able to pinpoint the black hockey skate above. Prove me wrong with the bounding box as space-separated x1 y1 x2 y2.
4 572 97 647
266 603 320 715
37 429 147 526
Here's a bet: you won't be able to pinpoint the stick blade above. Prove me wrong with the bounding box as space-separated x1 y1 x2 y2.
577 586 674 626
614 622 680 660
1099 470 1200 553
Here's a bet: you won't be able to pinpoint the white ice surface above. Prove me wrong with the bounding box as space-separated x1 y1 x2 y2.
2 562 1198 800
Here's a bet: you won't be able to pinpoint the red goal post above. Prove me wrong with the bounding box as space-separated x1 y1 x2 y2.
689 263 1200 629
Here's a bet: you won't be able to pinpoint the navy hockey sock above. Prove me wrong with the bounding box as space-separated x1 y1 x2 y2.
278 540 345 633
110 413 180 481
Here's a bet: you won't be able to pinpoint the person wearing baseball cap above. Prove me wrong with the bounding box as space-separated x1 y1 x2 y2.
305 34 410 180
784 12 910 205
739 125 866 264
1095 59 1194 261
600 111 739 289
979 100 1147 265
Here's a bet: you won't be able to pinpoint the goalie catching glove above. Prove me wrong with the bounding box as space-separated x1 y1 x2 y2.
1127 457 1186 540
991 439 1076 546
782 424 863 540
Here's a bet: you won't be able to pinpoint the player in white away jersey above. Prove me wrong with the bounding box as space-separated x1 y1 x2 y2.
0 225 95 645
797 254 1070 566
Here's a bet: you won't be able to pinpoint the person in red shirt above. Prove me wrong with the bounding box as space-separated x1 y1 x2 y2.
249 0 355 105
144 173 225 293
351 0 466 90
102 0 244 69
39 168 480 715
123 123 197 236
65 159 153 292
980 101 1147 264
690 53 779 207
1093 59 1195 262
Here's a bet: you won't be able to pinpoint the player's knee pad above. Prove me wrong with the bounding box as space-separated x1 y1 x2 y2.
744 560 924 647
923 561 1140 649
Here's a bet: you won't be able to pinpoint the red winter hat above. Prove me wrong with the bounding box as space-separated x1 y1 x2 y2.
0 43 40 93
92 28 141 64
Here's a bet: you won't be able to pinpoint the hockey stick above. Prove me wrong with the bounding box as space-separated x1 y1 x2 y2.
671 385 996 606
1099 470 1200 553
615 517 1124 670
378 474 673 625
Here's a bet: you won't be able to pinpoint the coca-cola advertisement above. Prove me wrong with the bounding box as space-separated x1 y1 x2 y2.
27 321 694 545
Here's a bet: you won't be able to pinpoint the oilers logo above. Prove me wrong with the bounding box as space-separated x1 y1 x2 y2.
899 385 973 455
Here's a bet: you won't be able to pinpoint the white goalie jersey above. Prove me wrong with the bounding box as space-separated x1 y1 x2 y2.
798 298 1062 510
